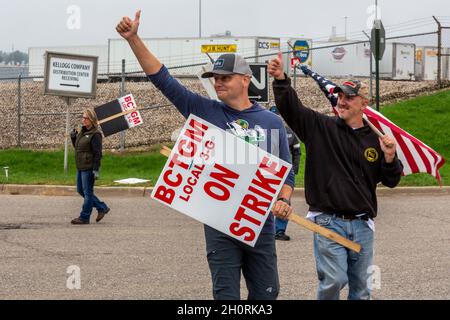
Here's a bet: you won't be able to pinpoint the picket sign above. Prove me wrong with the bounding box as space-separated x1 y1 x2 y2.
157 116 361 253
152 115 293 247
161 146 361 253
94 94 144 137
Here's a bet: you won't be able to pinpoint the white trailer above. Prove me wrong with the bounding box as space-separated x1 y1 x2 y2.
422 47 437 81
310 41 371 78
418 47 450 81
107 36 280 76
28 45 108 77
379 43 416 80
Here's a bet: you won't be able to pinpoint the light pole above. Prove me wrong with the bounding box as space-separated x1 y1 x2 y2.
363 30 373 106
375 0 378 20
343 16 349 40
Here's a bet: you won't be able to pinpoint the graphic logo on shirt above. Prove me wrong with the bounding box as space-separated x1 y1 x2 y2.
227 119 266 145
364 147 379 162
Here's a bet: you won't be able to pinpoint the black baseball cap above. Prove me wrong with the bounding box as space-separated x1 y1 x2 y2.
201 54 253 78
333 80 369 99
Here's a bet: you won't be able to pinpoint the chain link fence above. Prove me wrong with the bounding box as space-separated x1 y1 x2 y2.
1 30 449 150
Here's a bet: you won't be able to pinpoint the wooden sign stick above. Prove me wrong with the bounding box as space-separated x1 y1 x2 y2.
363 114 383 138
159 145 361 253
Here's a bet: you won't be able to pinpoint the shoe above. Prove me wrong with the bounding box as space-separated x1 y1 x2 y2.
96 207 110 223
71 217 89 225
275 232 290 241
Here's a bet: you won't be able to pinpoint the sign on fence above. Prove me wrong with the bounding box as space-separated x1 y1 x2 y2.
151 114 291 247
248 64 269 103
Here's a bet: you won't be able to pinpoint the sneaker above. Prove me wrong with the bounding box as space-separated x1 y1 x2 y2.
96 207 110 223
275 232 290 241
71 217 89 225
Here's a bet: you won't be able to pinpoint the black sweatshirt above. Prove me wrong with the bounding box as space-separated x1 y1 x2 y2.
286 126 301 175
273 77 403 218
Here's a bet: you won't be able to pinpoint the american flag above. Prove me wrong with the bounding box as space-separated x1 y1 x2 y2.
299 65 446 184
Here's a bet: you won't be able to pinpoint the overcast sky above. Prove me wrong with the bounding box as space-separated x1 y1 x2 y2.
1 0 449 52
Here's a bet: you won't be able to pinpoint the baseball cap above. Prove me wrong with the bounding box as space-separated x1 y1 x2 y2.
333 80 369 99
201 53 253 78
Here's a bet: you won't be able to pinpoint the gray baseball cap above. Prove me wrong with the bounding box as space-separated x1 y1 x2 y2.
201 54 253 78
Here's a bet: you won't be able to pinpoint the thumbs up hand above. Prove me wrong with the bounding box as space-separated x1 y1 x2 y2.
268 52 285 80
116 10 141 40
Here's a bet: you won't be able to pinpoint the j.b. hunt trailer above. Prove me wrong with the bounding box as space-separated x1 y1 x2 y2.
107 36 280 76
31 39 446 81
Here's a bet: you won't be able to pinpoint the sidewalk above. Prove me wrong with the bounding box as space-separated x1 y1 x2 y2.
1 183 449 198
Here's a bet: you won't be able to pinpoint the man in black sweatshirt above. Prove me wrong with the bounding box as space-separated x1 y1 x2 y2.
268 56 403 300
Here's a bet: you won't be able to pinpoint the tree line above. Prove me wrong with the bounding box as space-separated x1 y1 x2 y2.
0 51 29 65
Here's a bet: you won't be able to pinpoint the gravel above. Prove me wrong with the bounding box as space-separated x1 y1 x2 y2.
0 76 448 149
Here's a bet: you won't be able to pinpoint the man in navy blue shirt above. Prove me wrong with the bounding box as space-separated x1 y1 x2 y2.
116 11 295 300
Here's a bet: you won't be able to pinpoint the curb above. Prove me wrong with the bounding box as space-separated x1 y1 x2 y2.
1 184 449 198
0 184 149 197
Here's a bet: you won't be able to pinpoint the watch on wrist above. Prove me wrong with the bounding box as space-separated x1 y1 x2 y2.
277 197 291 206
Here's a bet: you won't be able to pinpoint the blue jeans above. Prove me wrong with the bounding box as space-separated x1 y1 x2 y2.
76 170 108 222
204 225 279 300
313 213 374 300
275 217 288 234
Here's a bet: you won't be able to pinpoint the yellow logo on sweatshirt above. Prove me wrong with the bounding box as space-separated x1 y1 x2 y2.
364 148 379 162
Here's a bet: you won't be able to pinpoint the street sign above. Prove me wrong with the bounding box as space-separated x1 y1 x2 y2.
248 63 269 103
151 114 291 247
371 20 386 60
44 51 98 98
291 57 300 68
371 19 385 111
293 40 310 63
288 39 313 76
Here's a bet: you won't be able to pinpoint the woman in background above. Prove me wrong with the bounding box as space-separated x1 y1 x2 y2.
70 109 110 224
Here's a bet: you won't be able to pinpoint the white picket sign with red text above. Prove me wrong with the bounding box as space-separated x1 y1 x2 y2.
151 115 292 247
118 94 143 128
